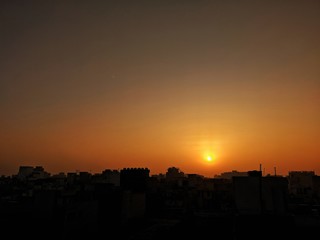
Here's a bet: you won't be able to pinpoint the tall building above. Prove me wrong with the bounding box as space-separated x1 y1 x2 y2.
215 170 248 179
120 168 150 192
233 170 289 215
17 166 34 180
17 166 50 180
288 171 315 198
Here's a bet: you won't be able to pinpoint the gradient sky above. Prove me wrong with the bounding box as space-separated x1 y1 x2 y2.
1 0 319 177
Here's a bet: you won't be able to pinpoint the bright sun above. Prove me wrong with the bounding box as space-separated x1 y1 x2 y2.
202 151 217 163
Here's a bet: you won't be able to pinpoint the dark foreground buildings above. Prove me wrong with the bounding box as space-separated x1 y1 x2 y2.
1 167 320 239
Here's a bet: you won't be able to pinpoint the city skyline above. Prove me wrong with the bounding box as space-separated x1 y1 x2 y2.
2 164 318 178
1 1 320 177
2 160 319 240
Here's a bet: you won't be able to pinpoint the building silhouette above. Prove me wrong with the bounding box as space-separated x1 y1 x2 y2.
1 165 320 240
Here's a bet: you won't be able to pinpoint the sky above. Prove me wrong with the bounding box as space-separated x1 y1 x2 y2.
1 0 319 177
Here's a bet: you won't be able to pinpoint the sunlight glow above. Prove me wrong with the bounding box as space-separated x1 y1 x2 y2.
203 152 216 163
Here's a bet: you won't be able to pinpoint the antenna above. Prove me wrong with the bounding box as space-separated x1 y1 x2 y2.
274 167 277 176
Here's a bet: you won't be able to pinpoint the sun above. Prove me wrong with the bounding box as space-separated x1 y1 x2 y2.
202 151 217 164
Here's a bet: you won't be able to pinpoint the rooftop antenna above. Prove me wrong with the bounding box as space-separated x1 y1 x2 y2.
274 167 277 176
259 163 262 172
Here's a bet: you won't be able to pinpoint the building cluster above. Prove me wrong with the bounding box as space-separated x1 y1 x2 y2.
0 166 319 239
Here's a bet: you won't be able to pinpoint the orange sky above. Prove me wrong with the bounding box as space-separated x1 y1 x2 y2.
1 1 319 177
